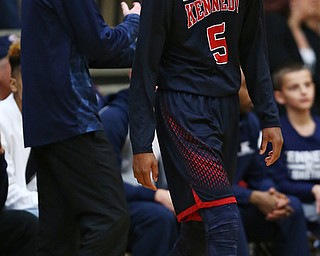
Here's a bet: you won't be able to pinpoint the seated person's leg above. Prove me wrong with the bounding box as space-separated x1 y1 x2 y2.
303 202 320 236
240 196 311 256
278 196 310 256
0 209 38 256
239 203 293 256
128 201 179 256
239 204 279 242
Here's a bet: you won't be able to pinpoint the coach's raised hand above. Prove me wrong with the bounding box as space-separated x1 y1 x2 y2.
121 1 141 17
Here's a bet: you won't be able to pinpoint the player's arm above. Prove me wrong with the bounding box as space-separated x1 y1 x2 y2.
239 0 283 165
129 0 172 189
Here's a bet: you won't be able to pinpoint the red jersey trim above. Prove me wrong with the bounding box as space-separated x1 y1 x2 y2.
176 190 237 222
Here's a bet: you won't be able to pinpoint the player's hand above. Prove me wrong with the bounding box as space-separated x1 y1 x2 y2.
259 127 283 166
132 153 158 191
121 2 141 17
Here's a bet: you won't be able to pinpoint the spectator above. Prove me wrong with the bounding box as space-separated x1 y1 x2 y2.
99 88 179 256
129 0 283 254
234 72 310 256
0 134 38 256
0 35 18 100
20 1 140 255
271 63 320 237
265 0 320 110
0 40 38 217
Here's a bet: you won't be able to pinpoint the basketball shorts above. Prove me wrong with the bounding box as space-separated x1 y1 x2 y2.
155 90 239 222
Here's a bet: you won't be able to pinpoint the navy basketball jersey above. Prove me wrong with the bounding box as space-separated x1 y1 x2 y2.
130 0 279 155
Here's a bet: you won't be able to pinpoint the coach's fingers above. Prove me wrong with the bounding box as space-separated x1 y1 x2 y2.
121 1 141 17
120 2 129 16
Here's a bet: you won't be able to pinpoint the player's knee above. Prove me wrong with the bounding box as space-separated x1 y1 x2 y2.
202 204 240 240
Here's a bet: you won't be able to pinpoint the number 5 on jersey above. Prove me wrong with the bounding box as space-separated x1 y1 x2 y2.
207 22 228 65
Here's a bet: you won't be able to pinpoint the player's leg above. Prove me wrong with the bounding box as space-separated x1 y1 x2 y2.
155 91 240 255
168 221 205 256
236 212 250 256
155 91 237 219
191 93 242 256
200 204 239 256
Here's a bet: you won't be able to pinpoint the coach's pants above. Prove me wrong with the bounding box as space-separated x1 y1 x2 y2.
32 131 130 256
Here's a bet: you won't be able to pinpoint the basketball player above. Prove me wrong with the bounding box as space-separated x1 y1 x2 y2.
129 0 283 255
